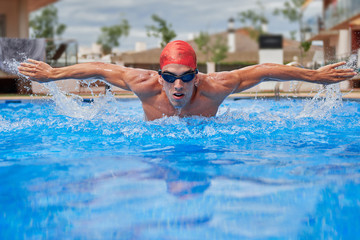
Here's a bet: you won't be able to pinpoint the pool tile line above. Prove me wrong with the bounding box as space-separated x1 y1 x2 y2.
1 91 360 104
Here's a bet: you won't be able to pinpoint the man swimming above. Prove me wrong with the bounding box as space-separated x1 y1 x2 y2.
18 40 357 121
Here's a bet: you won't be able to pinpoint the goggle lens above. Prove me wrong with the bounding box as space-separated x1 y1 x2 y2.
158 69 198 83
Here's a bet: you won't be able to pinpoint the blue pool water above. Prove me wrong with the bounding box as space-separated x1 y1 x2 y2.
1 85 360 239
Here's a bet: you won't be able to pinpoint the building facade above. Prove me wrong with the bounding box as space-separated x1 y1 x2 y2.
0 0 59 93
305 0 360 88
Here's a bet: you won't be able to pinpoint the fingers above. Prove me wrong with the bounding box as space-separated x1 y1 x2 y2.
335 68 357 75
331 61 347 68
335 73 357 78
19 59 40 68
18 65 36 73
328 73 357 82
18 66 36 73
20 62 36 67
337 68 355 72
27 59 40 64
18 70 35 77
18 60 41 74
18 64 37 75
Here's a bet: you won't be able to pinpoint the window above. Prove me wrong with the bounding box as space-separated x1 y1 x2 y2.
351 30 360 52
0 14 6 37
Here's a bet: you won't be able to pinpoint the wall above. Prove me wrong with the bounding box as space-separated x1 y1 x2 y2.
258 49 284 91
0 0 28 38
32 80 80 95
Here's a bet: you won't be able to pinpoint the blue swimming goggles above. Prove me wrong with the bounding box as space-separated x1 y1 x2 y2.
158 69 198 83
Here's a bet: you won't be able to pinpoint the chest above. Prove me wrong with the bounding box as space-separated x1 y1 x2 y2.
142 94 220 120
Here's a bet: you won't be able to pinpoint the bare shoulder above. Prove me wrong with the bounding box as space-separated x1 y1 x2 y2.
121 67 162 98
97 64 160 95
195 71 237 103
199 71 233 90
198 68 251 93
197 64 274 97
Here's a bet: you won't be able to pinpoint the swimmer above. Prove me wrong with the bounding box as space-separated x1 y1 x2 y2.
18 40 357 121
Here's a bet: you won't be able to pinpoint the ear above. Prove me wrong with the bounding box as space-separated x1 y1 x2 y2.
194 76 200 87
158 75 164 85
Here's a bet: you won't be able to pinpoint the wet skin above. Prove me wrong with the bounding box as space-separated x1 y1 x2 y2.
140 64 225 120
18 60 357 121
160 65 198 110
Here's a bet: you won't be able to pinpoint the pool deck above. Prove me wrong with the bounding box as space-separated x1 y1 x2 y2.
1 90 360 102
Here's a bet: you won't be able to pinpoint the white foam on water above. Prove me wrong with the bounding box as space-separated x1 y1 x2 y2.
0 114 41 132
43 81 120 120
0 116 10 131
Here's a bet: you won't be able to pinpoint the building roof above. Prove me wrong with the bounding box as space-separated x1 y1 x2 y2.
27 0 58 12
114 28 322 66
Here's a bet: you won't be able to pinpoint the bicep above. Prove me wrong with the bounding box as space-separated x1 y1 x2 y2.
209 66 264 94
201 65 273 98
101 65 157 92
221 63 313 94
231 65 271 93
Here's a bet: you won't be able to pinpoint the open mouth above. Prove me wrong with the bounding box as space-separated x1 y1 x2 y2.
173 93 184 99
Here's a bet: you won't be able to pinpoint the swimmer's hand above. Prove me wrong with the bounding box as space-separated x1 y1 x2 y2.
18 59 53 82
315 62 357 84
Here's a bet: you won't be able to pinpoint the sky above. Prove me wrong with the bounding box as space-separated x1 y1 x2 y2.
45 0 322 51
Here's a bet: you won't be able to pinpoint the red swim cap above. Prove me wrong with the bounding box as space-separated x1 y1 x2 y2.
160 40 197 70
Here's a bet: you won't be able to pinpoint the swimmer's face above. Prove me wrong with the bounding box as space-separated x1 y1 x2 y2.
159 64 199 109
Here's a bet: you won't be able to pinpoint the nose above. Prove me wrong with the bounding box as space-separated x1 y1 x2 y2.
174 79 184 90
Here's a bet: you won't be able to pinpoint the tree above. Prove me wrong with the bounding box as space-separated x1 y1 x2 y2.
273 0 312 64
237 0 268 40
29 5 66 38
194 31 211 61
97 19 130 55
29 5 66 60
210 36 228 63
194 32 228 64
146 14 176 48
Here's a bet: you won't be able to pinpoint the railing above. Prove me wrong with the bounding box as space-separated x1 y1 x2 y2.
45 39 78 67
304 15 324 40
324 0 360 30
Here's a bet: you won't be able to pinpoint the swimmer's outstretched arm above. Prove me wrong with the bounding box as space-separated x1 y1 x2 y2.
18 59 158 92
226 61 357 93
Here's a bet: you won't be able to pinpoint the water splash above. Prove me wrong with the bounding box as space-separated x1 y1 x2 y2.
1 53 358 125
297 84 343 119
340 53 358 71
2 56 121 120
2 53 30 80
296 53 358 119
43 81 120 120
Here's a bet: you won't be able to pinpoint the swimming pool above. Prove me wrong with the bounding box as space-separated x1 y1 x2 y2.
1 85 360 239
